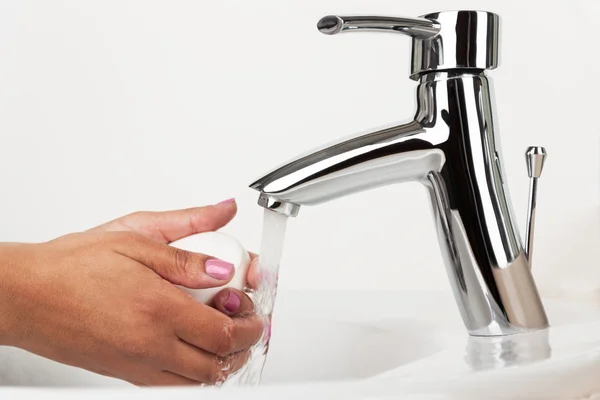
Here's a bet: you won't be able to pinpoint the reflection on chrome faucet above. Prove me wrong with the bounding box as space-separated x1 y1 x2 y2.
465 328 552 371
250 10 549 337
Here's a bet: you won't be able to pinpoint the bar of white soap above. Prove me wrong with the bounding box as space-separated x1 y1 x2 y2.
169 231 251 304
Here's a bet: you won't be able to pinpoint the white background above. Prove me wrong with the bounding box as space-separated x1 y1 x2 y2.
0 0 598 299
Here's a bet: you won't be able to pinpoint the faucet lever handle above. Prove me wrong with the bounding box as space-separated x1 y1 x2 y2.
317 15 441 39
316 11 500 81
524 146 547 268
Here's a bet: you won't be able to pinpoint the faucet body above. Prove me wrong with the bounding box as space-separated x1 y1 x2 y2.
250 11 549 336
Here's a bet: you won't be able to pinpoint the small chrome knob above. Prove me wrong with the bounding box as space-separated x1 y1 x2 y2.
526 146 547 179
524 146 547 267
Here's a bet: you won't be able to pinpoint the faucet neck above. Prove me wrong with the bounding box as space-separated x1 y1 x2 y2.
418 69 486 84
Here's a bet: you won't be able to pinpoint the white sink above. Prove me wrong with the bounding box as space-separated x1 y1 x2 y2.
259 290 450 385
1 290 599 399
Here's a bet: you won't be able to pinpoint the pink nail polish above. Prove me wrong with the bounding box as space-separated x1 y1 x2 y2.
223 291 241 313
205 259 234 280
217 198 235 205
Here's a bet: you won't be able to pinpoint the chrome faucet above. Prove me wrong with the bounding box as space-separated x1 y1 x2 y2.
250 10 549 336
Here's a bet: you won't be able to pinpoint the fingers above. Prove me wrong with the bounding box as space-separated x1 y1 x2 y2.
134 371 202 387
212 288 255 317
173 299 264 357
165 341 251 385
90 199 238 244
112 232 234 288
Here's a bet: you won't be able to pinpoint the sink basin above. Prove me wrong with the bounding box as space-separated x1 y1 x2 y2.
260 317 435 384
1 290 599 399
258 290 451 385
364 294 600 399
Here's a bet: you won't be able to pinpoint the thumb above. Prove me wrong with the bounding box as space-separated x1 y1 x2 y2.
112 232 235 288
212 289 271 342
212 288 255 317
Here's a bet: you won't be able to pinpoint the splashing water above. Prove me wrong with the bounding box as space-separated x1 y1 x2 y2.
225 208 289 386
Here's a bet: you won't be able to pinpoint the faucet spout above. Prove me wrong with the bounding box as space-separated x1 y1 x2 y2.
256 193 301 218
250 121 446 206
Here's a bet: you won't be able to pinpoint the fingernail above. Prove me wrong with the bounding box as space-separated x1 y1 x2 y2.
206 259 234 280
217 198 235 205
223 290 241 313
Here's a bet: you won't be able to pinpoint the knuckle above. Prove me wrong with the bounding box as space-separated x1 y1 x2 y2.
50 232 89 250
214 321 236 357
110 230 142 246
120 323 162 361
132 291 163 319
172 248 191 274
125 211 150 222
123 339 154 360
172 248 204 282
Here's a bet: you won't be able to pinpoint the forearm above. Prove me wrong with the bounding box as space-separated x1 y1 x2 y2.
0 243 30 347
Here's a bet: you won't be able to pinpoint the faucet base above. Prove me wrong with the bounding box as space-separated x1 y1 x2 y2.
427 171 549 337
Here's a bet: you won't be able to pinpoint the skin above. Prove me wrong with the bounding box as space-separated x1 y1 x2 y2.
0 200 263 386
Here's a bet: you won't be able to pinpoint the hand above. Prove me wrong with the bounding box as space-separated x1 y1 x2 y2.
92 198 261 291
0 200 264 386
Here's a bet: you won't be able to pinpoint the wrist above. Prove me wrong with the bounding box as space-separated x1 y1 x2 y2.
0 243 34 346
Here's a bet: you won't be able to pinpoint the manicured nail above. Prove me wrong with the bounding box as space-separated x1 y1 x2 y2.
205 259 234 280
217 198 235 205
223 290 241 313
